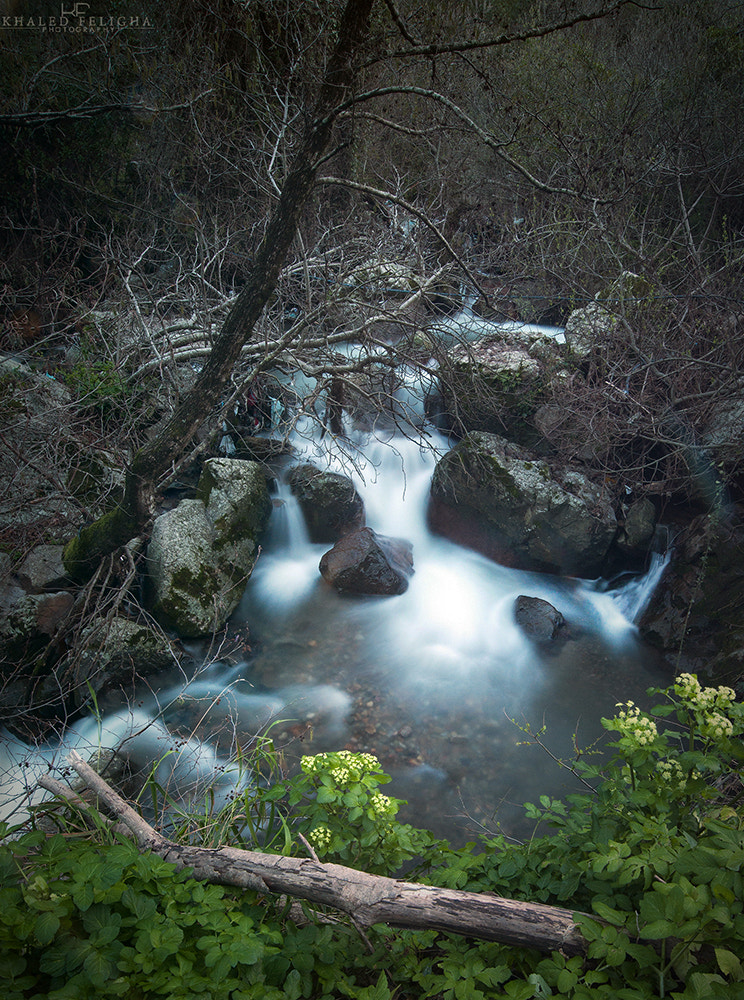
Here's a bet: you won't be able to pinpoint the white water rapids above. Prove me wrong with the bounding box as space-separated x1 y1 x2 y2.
1 414 669 841
0 309 671 840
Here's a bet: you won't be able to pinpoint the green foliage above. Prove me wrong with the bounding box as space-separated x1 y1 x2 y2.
64 340 129 420
262 749 439 873
2 676 743 998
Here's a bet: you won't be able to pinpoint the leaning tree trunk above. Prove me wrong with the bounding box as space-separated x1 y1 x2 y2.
42 752 591 957
63 0 376 580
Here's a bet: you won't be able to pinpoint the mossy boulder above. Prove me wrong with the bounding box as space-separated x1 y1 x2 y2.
429 431 617 576
147 459 270 637
438 337 557 445
72 617 179 708
38 616 180 712
196 457 272 559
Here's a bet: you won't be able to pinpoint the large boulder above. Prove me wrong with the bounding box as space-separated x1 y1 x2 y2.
319 527 414 596
429 431 617 576
69 617 179 709
287 464 365 543
614 498 658 558
564 272 655 359
147 459 271 637
36 616 180 712
195 457 272 560
16 545 70 593
0 358 86 540
563 302 617 358
438 337 554 444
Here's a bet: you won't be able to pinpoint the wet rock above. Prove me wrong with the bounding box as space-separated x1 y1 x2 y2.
196 457 272 558
429 431 617 576
287 463 365 543
640 511 744 683
514 595 566 642
615 498 658 557
319 527 414 596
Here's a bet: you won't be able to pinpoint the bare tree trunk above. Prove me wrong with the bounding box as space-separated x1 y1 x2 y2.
63 0 376 580
52 751 590 957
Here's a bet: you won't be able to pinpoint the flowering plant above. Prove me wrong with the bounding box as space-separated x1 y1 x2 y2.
602 673 744 807
265 750 434 872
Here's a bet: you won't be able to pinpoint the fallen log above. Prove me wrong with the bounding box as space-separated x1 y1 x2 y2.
51 750 590 957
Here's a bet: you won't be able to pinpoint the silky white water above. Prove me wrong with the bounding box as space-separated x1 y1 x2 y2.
0 419 670 838
226 421 668 840
0 314 669 839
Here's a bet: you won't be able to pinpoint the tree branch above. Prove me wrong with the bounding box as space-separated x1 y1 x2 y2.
372 0 637 62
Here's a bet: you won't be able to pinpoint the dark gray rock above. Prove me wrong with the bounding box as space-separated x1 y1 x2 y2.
16 545 70 593
288 464 365 543
319 527 413 596
615 498 658 556
514 595 566 642
429 431 617 577
640 512 744 685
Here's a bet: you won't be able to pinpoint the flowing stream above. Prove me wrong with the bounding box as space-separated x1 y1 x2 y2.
216 422 669 841
0 314 671 842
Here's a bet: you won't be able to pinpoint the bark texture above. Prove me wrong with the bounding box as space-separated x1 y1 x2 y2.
58 750 590 957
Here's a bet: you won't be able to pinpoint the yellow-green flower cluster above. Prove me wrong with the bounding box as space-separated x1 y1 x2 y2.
307 825 332 852
301 750 381 786
674 673 738 743
656 759 684 788
369 792 395 819
700 712 734 741
674 672 735 711
612 701 658 747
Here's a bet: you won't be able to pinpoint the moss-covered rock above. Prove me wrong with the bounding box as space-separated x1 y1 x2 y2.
196 457 272 555
429 431 617 576
438 337 557 445
147 459 270 637
63 506 138 582
564 301 618 358
68 616 179 709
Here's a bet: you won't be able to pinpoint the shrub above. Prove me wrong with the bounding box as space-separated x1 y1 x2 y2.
1 675 743 999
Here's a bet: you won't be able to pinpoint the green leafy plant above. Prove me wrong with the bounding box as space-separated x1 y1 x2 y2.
2 675 743 999
263 749 437 873
64 339 129 420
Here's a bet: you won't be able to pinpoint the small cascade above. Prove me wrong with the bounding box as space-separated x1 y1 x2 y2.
1 321 674 841
608 548 672 624
252 480 323 610
430 305 566 346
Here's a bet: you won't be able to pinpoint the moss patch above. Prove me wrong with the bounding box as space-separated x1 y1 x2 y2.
63 506 137 582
